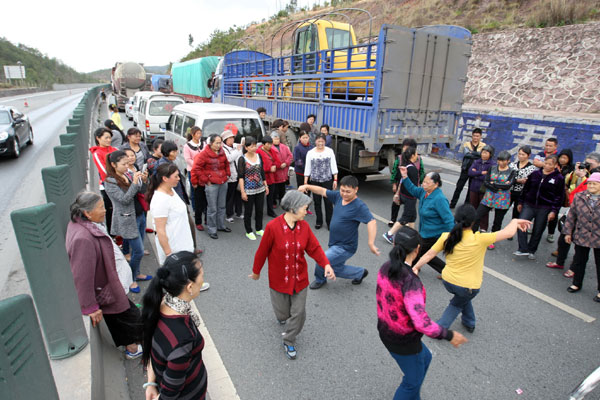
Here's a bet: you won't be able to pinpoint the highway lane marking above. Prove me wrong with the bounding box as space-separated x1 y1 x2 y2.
371 170 597 323
0 89 80 103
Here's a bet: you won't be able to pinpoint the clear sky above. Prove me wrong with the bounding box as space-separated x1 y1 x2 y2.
0 0 320 73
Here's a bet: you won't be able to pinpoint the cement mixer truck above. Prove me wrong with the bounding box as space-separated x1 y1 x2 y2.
111 62 147 110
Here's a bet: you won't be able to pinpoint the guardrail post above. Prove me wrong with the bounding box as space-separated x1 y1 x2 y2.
59 133 86 172
10 203 88 359
54 145 85 194
41 165 74 237
0 295 60 399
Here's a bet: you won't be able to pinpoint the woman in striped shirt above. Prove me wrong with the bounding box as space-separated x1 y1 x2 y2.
142 251 207 400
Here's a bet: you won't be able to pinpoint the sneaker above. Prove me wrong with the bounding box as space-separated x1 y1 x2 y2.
546 262 564 269
513 251 529 257
283 343 297 360
387 220 394 228
528 253 536 260
487 244 495 250
125 344 143 360
235 214 244 219
226 217 234 223
255 230 264 236
547 234 555 243
309 280 327 290
129 285 140 294
382 232 394 244
196 224 204 231
246 232 257 241
461 321 475 333
352 269 369 285
200 282 210 292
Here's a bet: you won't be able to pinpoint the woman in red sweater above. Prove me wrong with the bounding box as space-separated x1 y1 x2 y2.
191 134 231 240
250 190 335 360
90 127 118 233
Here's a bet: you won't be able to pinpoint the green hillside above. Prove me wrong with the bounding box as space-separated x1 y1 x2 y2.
0 37 98 89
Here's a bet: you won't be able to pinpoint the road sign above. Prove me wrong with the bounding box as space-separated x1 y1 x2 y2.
3 65 26 79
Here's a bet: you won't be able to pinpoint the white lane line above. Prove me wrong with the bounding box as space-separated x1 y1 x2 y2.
0 89 75 103
371 207 596 323
483 267 595 323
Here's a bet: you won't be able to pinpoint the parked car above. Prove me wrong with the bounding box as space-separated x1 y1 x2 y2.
162 102 265 173
0 106 33 158
132 91 161 127
125 98 135 120
138 94 185 142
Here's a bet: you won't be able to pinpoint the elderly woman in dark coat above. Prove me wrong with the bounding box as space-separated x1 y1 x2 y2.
66 191 143 359
563 172 600 302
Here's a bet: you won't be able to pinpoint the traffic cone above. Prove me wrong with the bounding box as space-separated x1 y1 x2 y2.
24 100 29 107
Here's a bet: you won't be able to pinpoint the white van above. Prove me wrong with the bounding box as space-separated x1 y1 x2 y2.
138 94 185 142
162 103 265 173
132 91 160 127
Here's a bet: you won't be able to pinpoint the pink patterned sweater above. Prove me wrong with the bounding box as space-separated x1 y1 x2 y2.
377 261 452 354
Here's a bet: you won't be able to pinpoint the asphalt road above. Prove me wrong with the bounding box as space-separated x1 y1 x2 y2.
0 89 88 297
190 156 600 399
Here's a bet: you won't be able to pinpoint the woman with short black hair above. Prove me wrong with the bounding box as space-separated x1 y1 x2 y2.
90 127 118 232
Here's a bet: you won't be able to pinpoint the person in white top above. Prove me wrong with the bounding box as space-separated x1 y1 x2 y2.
221 130 244 222
147 163 209 291
303 134 338 230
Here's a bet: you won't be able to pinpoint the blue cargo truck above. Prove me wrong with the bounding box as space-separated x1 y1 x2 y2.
212 12 472 176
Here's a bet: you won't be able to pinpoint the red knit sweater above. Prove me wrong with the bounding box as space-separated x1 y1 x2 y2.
191 146 230 186
253 215 330 295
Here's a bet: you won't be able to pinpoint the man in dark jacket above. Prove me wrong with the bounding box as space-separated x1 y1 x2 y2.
514 154 564 260
450 128 486 208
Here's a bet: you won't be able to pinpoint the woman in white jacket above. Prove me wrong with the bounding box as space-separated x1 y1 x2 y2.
222 130 243 222
304 134 338 230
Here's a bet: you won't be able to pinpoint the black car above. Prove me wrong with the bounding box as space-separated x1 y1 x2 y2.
0 106 33 158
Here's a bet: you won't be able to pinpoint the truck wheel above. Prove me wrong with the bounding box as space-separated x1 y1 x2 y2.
355 174 367 183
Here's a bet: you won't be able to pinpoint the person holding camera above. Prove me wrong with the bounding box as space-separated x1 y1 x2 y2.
449 128 486 209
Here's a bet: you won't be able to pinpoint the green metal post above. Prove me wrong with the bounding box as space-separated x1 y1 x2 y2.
41 165 74 237
0 295 60 399
59 133 86 172
10 204 88 359
54 145 85 194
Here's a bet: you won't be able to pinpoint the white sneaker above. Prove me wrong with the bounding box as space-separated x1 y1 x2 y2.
125 344 143 360
255 230 264 236
226 217 234 223
235 214 244 219
513 251 529 257
547 234 555 243
528 253 536 260
200 282 210 292
246 232 257 240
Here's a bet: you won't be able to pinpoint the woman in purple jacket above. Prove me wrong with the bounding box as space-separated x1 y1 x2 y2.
66 191 143 359
377 226 467 399
293 130 314 188
468 145 495 231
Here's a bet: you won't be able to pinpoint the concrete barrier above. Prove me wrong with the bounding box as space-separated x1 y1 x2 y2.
435 104 600 162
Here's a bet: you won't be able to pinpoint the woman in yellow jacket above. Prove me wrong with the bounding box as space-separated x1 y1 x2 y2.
413 204 530 332
109 104 124 131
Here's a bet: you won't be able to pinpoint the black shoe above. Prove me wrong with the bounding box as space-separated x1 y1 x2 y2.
315 224 322 230
449 204 456 209
217 227 232 232
309 280 327 290
352 269 369 285
567 285 581 293
461 321 475 333
387 220 394 227
593 295 600 303
209 233 218 239
267 212 277 218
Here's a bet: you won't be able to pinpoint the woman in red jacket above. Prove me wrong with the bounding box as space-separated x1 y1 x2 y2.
250 190 335 360
90 127 118 233
191 134 231 240
271 132 293 207
257 135 282 218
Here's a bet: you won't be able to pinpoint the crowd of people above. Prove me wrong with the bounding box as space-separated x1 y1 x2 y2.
66 102 600 399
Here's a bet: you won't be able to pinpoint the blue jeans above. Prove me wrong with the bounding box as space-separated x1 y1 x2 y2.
314 245 364 283
437 280 480 329
388 344 432 400
122 214 146 255
124 234 144 278
205 183 227 235
188 173 195 212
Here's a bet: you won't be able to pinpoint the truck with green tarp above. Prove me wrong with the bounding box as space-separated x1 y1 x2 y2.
171 56 221 103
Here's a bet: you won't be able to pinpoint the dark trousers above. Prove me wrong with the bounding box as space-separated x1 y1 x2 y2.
415 236 446 273
390 201 400 222
193 185 207 225
266 184 277 216
473 204 509 233
510 191 522 219
225 181 243 218
469 191 488 231
450 170 470 207
101 189 113 234
295 173 305 188
274 182 286 204
517 205 551 254
556 233 573 267
547 216 558 235
244 191 265 233
572 245 600 291
310 179 334 227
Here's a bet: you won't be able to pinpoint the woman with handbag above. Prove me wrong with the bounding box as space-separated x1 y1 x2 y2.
104 150 151 293
382 147 419 242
